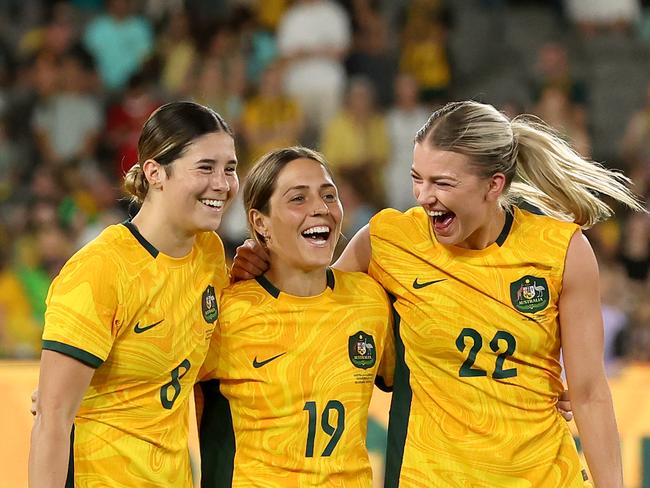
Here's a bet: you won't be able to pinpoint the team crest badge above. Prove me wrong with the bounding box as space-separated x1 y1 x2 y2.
510 275 549 313
202 285 218 323
348 331 376 369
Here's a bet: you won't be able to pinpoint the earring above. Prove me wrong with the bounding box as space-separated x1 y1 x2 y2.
263 232 272 245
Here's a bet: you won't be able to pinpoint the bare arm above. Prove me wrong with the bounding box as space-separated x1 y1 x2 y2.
333 224 372 273
29 350 95 488
560 231 623 488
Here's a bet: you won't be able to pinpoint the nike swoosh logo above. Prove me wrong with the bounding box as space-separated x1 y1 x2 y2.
253 352 286 368
412 278 446 289
134 319 164 334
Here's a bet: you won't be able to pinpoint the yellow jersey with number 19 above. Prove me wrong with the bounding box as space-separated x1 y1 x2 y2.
369 206 592 488
42 222 228 488
198 268 395 487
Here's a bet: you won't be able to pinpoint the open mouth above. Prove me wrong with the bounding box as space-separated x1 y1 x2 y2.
200 198 225 210
427 210 455 231
301 225 331 245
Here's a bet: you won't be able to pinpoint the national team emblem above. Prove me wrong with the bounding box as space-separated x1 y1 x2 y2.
348 331 376 369
510 275 549 313
202 285 218 323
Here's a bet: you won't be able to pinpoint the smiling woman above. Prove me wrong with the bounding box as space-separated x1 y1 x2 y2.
334 100 646 488
244 149 344 295
196 146 395 487
29 101 238 488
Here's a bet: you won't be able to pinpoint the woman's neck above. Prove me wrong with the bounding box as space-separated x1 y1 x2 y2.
131 203 195 258
265 262 329 297
458 206 508 250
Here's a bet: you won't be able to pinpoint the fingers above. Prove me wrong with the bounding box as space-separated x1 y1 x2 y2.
231 239 270 283
30 388 38 416
558 407 573 422
557 389 573 421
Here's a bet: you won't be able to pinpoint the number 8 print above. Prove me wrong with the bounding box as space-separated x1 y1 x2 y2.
160 358 191 409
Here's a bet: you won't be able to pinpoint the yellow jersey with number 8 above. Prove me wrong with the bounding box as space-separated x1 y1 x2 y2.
42 222 228 487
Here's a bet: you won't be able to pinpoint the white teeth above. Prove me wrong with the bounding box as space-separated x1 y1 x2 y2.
201 199 224 208
302 226 330 235
427 210 447 217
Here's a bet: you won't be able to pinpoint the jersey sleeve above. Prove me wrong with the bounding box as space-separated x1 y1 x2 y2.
368 208 397 284
42 247 121 368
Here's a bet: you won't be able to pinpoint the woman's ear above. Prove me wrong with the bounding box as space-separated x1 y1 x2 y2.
142 159 164 189
486 172 507 202
249 208 269 243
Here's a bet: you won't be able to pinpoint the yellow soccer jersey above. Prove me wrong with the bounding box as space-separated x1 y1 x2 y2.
198 268 395 487
369 206 592 488
42 222 229 488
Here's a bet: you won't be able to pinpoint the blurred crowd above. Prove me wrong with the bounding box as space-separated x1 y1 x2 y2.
0 0 648 364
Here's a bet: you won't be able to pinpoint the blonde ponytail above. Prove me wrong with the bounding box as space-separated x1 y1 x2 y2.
509 116 646 228
123 163 149 204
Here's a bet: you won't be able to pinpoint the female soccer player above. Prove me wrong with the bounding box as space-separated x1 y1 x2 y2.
29 101 239 487
333 101 644 487
233 101 645 487
197 146 394 487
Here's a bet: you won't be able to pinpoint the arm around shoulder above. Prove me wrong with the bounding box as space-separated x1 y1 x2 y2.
29 350 95 488
560 231 623 488
333 224 372 273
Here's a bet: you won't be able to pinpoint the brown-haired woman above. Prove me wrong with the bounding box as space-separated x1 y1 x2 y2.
29 101 239 488
197 147 394 487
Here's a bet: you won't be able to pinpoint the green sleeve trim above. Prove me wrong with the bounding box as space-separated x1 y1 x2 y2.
42 340 104 368
199 379 235 486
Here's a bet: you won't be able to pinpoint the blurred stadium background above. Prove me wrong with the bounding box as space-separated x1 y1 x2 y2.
1 0 649 486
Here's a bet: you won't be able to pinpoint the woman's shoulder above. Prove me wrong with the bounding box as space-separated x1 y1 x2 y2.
69 223 131 263
514 206 579 234
332 269 389 302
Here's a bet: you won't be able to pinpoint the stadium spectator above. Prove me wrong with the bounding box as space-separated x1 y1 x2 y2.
619 212 650 282
105 72 160 178
345 0 398 108
399 0 452 104
32 47 102 168
532 85 591 156
620 82 650 168
240 62 303 164
83 0 153 91
321 76 389 208
565 0 641 36
277 0 351 138
384 73 430 211
156 8 197 98
530 42 588 124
